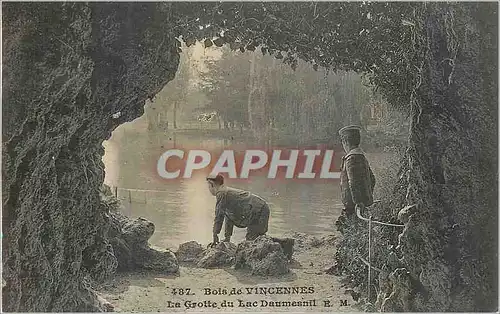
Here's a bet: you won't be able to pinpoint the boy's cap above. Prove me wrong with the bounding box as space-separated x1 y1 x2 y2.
207 173 224 183
338 125 361 136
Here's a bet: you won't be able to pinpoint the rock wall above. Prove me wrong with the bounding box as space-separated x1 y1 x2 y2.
400 4 497 311
97 186 179 274
2 3 179 311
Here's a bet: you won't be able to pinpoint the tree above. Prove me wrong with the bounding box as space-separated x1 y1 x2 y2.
146 48 191 130
198 44 376 143
198 46 250 130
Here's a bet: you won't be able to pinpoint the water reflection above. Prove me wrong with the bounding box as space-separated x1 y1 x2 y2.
105 130 343 250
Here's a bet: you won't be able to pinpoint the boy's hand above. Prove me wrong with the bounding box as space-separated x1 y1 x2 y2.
355 203 365 216
208 234 219 248
223 236 231 243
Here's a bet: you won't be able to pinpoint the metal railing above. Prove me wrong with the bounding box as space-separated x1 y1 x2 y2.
355 203 408 300
110 186 172 204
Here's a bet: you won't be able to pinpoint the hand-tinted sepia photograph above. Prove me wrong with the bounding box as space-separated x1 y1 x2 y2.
1 2 498 313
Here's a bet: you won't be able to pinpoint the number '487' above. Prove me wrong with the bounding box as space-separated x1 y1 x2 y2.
171 288 193 296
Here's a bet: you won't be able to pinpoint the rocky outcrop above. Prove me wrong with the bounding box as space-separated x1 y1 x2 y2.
174 241 237 268
197 242 237 268
175 241 205 263
101 186 179 273
234 236 290 276
2 3 180 311
392 5 497 312
375 268 412 312
376 5 497 312
175 237 294 276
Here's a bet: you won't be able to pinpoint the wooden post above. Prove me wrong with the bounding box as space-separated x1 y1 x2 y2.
128 190 132 204
173 101 177 129
114 186 118 198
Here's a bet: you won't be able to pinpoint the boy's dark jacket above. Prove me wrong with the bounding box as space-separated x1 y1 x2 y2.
340 147 376 209
213 185 268 234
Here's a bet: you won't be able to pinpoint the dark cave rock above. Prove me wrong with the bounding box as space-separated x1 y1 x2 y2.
2 3 180 310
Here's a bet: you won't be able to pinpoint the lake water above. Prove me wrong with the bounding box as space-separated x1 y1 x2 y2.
103 128 348 250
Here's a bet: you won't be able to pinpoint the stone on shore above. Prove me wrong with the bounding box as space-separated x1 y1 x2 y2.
197 242 237 268
175 237 292 276
234 235 290 276
175 241 205 263
101 186 179 273
121 217 155 246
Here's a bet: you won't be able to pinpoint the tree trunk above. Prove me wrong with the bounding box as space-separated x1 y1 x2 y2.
247 53 256 137
342 73 349 125
173 101 177 129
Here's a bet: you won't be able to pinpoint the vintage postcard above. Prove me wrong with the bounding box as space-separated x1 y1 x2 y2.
1 1 498 313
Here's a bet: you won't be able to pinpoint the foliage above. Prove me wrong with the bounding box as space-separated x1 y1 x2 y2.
164 2 425 114
197 45 379 142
